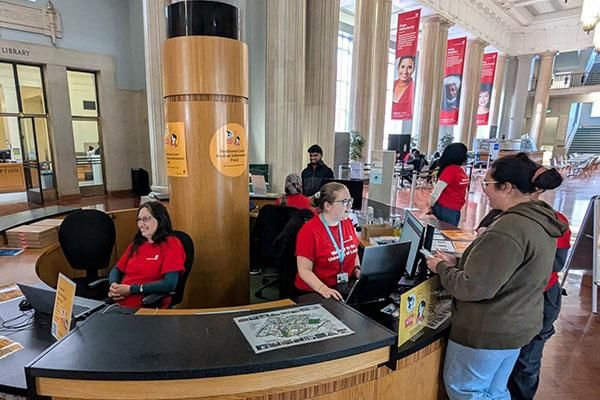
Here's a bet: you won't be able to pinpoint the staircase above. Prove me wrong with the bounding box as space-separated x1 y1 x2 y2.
568 127 600 155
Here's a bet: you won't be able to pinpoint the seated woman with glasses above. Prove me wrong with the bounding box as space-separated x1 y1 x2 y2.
107 201 185 308
294 182 360 300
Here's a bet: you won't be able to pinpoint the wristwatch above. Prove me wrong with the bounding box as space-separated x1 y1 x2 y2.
139 284 144 294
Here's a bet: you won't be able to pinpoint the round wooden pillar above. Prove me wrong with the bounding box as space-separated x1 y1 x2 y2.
162 2 249 307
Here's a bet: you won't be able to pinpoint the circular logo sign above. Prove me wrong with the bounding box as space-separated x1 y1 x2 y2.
209 123 248 177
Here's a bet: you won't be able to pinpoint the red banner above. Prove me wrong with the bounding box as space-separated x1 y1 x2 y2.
440 37 467 125
476 52 498 126
391 9 420 120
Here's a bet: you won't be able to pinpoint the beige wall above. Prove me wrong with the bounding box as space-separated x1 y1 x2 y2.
0 38 150 196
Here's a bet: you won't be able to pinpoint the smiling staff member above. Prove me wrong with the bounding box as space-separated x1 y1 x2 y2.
108 201 185 308
294 182 360 300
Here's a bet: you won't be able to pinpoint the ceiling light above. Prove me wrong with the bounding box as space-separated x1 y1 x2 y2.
581 0 600 33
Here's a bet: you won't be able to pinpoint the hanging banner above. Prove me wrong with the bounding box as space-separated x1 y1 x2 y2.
476 52 498 126
440 37 467 126
391 9 420 120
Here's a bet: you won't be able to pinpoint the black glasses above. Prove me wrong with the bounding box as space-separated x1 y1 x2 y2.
136 215 154 224
333 198 353 207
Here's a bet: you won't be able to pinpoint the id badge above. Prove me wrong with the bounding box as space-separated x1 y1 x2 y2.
337 272 349 284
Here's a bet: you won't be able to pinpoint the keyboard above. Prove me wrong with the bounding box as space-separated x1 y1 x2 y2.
72 304 91 316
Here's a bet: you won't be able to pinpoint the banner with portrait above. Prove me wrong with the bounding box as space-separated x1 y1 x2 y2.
440 37 467 125
476 52 498 126
391 9 420 120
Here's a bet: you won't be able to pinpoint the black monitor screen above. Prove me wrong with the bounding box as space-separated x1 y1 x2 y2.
387 134 411 153
319 178 364 211
0 149 10 161
399 211 425 278
346 241 411 306
249 164 269 183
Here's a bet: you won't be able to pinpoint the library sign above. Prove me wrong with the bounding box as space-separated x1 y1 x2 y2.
0 47 31 57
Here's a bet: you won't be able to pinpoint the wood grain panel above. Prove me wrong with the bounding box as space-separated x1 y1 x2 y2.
36 348 389 399
135 299 295 315
165 100 249 308
110 208 138 260
374 339 445 400
0 163 25 193
162 36 248 98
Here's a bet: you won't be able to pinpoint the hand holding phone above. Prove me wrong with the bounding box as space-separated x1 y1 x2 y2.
420 248 435 259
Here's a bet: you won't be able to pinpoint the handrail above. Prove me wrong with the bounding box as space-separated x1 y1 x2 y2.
530 71 600 91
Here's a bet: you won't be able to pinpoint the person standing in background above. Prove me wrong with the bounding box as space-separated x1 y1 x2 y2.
301 144 334 196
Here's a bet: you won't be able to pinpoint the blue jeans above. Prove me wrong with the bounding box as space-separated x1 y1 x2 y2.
432 203 461 226
507 283 562 400
444 340 520 400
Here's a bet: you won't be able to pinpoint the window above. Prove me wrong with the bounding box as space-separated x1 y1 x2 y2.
335 31 353 132
591 101 600 118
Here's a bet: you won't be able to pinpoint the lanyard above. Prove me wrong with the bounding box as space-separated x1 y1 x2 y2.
320 214 345 269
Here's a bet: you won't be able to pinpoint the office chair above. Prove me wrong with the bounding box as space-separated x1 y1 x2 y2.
250 205 300 299
58 209 116 300
272 209 314 300
142 230 195 308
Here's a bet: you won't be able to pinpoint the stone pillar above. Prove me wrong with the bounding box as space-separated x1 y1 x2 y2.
368 0 392 154
529 51 556 148
487 53 506 137
142 0 168 193
458 38 487 147
265 0 306 192
507 54 534 139
303 0 340 166
498 56 516 138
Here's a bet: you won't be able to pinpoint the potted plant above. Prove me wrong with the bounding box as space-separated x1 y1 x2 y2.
349 130 365 161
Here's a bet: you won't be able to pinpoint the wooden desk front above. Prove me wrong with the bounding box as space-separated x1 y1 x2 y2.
0 163 25 193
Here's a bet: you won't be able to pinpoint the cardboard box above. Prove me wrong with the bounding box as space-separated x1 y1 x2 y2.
361 223 394 240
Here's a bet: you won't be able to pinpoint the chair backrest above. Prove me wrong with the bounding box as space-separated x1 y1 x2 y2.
170 230 194 307
250 205 298 270
58 209 116 280
273 208 315 299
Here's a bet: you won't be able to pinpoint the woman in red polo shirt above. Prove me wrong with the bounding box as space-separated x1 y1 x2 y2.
295 182 360 300
430 142 469 226
107 201 185 308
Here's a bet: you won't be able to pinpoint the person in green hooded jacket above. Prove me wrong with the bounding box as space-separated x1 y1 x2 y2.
426 152 568 400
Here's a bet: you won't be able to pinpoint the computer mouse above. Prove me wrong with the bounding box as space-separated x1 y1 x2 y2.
18 299 32 311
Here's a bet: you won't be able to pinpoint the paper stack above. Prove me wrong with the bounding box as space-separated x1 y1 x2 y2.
6 224 59 248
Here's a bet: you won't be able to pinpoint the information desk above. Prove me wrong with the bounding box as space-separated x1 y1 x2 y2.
25 295 396 399
0 206 79 237
0 162 25 193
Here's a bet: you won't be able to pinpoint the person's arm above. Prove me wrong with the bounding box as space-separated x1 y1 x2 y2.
129 272 179 295
325 167 334 178
108 266 123 285
430 180 448 207
553 248 568 273
297 256 342 300
437 231 525 302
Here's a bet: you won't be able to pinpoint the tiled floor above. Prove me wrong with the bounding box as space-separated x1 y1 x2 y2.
1 167 599 399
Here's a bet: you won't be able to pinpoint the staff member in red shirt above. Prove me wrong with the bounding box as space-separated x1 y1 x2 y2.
275 173 314 213
107 201 185 308
295 182 360 300
429 142 469 226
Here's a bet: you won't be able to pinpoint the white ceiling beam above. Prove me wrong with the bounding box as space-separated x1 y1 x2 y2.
531 7 581 23
507 6 534 25
512 0 548 7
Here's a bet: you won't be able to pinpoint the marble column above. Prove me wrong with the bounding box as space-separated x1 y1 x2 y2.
507 54 534 140
303 0 340 166
142 0 168 193
487 53 506 137
498 56 517 138
458 38 487 147
368 0 392 155
529 51 556 149
265 0 306 192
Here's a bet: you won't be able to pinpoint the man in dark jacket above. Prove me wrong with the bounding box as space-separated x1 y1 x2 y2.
301 144 334 196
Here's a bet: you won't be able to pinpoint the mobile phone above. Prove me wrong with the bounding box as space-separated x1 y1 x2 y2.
420 249 435 259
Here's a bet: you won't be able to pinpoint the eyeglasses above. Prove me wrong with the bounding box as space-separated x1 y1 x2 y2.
333 198 354 207
480 180 498 189
136 215 154 224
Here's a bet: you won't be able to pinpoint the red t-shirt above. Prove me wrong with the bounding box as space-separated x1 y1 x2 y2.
294 216 359 292
545 211 571 291
116 235 185 308
437 165 469 211
275 194 315 214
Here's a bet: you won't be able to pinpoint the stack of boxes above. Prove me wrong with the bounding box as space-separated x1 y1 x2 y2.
5 219 63 249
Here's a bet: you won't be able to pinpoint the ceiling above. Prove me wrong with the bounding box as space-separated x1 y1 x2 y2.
491 0 583 27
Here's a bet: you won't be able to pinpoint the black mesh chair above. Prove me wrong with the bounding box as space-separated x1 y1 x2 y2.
58 209 116 300
142 230 195 308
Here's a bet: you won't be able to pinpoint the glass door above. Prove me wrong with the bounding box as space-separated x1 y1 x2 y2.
19 117 56 203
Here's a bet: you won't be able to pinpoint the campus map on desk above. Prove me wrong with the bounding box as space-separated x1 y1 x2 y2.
234 304 354 354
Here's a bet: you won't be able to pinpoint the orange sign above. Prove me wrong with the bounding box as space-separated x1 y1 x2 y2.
164 122 189 177
209 123 247 177
51 273 76 340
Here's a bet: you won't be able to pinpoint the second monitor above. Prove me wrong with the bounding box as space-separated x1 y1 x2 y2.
319 178 364 211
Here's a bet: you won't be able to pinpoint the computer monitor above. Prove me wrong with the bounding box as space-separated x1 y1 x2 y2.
319 178 364 211
399 211 425 278
0 149 10 161
387 134 411 153
346 242 411 306
249 164 269 183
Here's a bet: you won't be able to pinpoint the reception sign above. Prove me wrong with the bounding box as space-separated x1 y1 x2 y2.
476 52 498 126
391 9 420 120
440 37 467 126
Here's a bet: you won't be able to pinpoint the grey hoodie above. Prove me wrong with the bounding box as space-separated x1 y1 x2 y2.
438 200 568 349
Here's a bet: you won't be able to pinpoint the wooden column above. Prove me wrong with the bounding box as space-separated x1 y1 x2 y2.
162 3 249 307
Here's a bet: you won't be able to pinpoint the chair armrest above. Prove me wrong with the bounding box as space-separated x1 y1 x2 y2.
142 292 175 308
89 277 109 289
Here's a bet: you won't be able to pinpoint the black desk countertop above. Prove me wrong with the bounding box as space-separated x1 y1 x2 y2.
26 296 396 382
0 206 79 234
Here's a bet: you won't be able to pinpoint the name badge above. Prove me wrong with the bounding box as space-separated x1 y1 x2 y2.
337 272 349 284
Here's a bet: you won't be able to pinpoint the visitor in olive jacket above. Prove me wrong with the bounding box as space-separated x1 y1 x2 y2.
426 153 567 400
